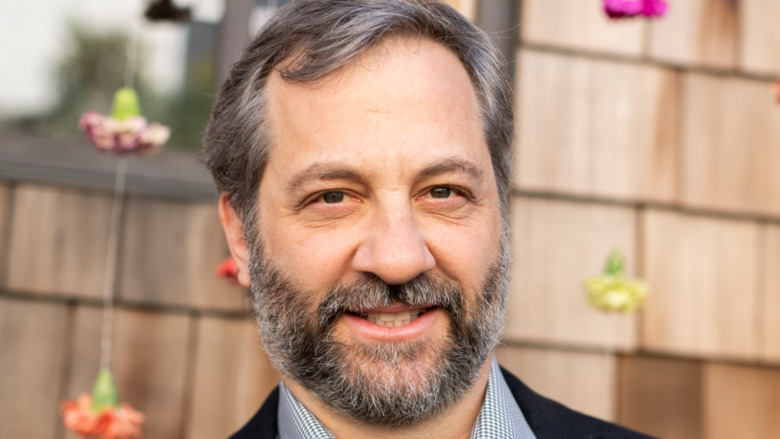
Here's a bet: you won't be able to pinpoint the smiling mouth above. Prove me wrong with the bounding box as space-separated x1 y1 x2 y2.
349 307 433 328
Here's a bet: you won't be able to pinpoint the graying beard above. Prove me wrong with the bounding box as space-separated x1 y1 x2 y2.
248 241 509 427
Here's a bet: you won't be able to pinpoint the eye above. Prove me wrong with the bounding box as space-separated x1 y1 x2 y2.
320 191 345 203
429 187 452 199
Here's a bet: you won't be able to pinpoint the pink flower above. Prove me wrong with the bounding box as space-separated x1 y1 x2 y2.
216 257 240 285
80 111 169 155
604 0 668 19
79 87 169 154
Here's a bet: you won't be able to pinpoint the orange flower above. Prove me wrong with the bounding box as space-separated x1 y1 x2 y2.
61 369 144 439
216 256 240 284
61 394 144 439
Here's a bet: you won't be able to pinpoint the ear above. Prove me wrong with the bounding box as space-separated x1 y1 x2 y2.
218 194 252 287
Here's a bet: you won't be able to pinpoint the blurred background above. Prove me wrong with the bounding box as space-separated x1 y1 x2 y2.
1 0 779 438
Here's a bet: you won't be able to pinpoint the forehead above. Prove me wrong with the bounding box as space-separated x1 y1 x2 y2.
262 37 490 180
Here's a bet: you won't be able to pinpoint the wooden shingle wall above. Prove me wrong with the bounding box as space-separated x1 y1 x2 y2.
0 181 275 438
2 1 780 438
500 0 780 437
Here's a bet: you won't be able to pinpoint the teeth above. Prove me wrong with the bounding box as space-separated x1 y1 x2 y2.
364 308 427 327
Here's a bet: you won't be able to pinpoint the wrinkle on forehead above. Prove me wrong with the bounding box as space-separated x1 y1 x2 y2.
265 38 481 146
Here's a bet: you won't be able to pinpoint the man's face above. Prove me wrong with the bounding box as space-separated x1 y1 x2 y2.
249 38 507 425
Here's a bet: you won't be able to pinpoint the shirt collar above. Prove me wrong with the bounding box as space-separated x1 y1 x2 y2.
278 356 536 439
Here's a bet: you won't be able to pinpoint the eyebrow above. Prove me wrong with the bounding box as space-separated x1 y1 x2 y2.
286 163 363 197
414 158 485 185
285 157 486 197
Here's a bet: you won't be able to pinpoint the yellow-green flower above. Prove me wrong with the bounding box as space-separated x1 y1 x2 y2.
585 249 648 313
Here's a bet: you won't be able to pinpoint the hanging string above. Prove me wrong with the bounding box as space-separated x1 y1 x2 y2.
99 157 128 372
124 1 143 89
98 0 145 374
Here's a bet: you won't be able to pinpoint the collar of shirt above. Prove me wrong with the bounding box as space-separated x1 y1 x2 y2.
277 356 536 439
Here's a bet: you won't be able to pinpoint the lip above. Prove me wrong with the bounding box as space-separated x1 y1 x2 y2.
341 307 443 342
355 304 432 313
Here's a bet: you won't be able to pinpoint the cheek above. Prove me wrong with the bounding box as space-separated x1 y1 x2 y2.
261 222 360 291
427 220 502 290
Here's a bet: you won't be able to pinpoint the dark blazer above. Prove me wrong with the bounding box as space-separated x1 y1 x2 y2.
230 367 656 438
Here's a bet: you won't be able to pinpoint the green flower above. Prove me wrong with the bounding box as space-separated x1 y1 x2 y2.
585 249 648 313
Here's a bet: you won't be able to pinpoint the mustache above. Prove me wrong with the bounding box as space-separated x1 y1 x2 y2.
316 272 465 331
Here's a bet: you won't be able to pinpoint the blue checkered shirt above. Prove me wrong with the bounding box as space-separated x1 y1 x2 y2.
277 356 536 438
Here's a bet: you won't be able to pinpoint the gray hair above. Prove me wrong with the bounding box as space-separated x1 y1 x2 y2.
202 0 514 244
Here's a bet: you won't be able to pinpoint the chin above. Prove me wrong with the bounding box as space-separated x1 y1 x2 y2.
310 330 467 427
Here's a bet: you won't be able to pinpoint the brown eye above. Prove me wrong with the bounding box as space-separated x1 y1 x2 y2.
321 192 345 203
430 187 451 199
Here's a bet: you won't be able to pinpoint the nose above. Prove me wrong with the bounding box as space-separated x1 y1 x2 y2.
352 202 435 285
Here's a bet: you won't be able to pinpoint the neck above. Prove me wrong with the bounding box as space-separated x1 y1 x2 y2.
282 354 494 439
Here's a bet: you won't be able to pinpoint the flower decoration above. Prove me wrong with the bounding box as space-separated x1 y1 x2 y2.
604 0 668 19
80 87 170 154
585 249 648 313
61 369 144 439
216 256 240 285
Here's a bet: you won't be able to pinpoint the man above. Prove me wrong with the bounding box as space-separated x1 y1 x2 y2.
203 1 653 437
